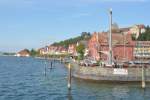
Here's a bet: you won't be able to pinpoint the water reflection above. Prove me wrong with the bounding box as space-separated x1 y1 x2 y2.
112 85 129 99
67 90 73 100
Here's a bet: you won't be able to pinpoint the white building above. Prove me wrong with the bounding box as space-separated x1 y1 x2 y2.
130 24 146 39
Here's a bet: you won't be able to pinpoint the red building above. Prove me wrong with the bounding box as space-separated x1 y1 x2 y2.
88 32 135 61
38 45 67 55
88 32 100 60
16 49 30 57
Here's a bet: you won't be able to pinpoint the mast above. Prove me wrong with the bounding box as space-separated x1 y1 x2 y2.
96 32 99 50
108 8 112 65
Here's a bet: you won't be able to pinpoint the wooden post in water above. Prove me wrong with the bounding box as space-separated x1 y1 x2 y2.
44 60 46 76
142 65 145 88
50 61 53 69
44 55 48 76
68 63 71 90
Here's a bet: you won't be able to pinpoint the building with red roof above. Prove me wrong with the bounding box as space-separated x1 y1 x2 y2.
88 32 135 61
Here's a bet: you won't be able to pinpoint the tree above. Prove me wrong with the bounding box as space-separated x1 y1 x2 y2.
138 26 150 41
30 49 39 56
51 32 91 47
24 49 30 53
76 43 85 60
131 34 136 40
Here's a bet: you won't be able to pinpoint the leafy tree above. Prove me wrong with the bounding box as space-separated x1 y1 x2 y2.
30 49 39 56
76 43 85 60
131 34 136 40
24 49 30 53
138 26 150 41
52 32 91 47
3 52 15 56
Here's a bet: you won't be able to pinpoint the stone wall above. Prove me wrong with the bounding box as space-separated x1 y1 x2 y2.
72 65 150 82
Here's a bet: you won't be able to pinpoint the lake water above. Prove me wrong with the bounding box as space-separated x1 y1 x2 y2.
0 56 150 100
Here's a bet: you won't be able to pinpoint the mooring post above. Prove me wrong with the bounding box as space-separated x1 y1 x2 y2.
44 60 46 76
68 63 71 90
44 55 46 76
142 65 145 88
50 61 53 69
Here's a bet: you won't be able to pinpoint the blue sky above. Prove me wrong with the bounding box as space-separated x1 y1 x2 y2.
0 0 150 52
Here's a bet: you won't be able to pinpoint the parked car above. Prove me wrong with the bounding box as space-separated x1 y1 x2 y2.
79 60 85 66
80 59 99 67
84 59 91 66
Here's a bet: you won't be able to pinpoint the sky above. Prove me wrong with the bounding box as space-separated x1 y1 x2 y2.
0 0 150 52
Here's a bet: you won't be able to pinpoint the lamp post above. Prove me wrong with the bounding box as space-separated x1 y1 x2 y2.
108 8 112 65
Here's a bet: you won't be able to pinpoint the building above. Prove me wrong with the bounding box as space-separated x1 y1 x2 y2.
38 47 47 55
16 49 30 57
38 45 68 55
129 24 146 39
55 46 68 55
111 23 130 34
88 32 135 61
88 32 100 60
109 23 146 39
134 41 150 59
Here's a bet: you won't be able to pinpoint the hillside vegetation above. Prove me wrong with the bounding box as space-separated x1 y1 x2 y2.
138 26 150 41
52 32 91 48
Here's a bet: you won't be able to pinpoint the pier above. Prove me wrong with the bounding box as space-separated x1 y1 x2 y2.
70 61 150 82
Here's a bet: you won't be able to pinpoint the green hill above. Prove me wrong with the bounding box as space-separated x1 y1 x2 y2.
52 32 91 48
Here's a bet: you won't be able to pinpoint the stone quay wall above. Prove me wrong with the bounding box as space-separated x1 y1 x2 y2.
72 65 150 82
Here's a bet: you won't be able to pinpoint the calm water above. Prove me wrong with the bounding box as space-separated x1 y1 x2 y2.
0 56 150 100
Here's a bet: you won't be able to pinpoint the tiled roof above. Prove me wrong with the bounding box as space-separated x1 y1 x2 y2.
18 49 30 55
119 28 130 32
136 24 145 28
92 32 134 45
